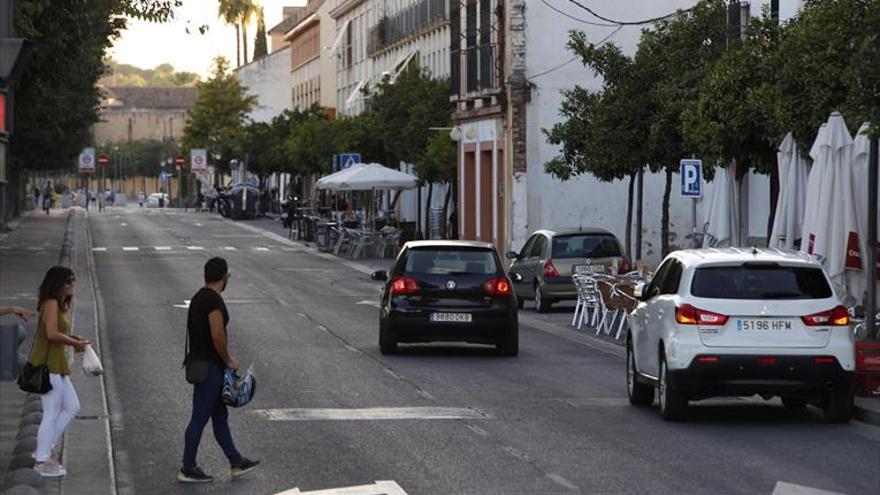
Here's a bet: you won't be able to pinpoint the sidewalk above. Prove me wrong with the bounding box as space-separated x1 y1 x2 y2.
0 207 113 495
237 214 880 426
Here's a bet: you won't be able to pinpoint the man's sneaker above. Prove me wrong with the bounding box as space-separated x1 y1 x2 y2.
34 460 66 478
177 466 214 483
230 457 260 479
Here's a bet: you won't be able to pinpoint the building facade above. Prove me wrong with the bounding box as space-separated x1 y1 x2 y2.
268 6 302 53
285 0 337 113
235 46 293 123
329 0 450 117
93 87 197 145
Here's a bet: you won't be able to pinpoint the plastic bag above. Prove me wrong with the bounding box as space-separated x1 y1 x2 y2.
221 365 256 408
82 344 104 377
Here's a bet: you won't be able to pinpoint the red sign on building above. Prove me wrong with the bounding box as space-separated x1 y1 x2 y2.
0 91 7 135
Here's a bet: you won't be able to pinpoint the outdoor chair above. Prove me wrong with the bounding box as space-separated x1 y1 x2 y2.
349 230 378 259
572 274 600 330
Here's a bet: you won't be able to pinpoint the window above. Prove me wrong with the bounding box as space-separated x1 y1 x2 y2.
660 260 683 295
478 0 492 88
404 248 498 275
646 259 673 299
691 264 833 299
519 236 537 259
551 234 622 259
530 236 548 259
465 0 477 92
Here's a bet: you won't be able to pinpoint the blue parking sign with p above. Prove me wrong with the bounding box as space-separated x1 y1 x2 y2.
679 159 702 198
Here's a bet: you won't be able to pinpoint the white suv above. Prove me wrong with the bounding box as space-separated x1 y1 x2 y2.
626 248 855 422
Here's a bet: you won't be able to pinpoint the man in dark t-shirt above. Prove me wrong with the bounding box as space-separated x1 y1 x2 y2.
178 257 259 483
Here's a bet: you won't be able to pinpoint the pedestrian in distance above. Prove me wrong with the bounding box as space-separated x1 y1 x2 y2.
179 257 258 483
30 266 91 478
0 305 33 321
138 191 145 209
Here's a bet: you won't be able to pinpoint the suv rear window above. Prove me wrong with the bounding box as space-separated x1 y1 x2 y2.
404 249 497 275
690 264 833 299
551 234 622 259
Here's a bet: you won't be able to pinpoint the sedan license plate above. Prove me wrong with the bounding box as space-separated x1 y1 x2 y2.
736 319 793 332
430 312 472 323
574 264 605 274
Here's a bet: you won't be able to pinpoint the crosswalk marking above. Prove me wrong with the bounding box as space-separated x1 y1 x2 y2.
254 247 270 251
224 246 237 251
92 247 107 252
155 246 171 251
254 407 490 421
186 246 204 251
122 247 139 252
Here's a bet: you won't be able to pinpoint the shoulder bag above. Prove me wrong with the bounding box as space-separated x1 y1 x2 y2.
183 329 211 385
17 326 52 394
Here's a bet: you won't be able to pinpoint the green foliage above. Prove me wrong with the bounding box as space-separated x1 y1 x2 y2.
182 57 256 173
776 0 880 149
420 132 456 183
367 65 453 181
286 114 335 177
252 7 268 60
104 59 200 87
99 140 172 177
682 11 782 177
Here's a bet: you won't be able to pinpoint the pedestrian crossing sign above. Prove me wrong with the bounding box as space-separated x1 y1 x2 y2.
339 153 361 170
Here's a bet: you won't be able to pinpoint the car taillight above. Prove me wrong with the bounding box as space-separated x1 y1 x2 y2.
390 276 420 295
543 259 560 278
620 257 630 274
675 304 729 326
814 356 837 365
484 277 512 296
802 305 850 326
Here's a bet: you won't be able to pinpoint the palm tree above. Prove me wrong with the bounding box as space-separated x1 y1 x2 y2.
218 0 243 67
239 0 259 65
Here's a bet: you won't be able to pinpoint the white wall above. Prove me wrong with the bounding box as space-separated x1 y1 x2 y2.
236 46 293 123
521 1 702 264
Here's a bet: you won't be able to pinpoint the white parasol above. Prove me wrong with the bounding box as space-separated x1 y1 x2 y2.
769 132 809 249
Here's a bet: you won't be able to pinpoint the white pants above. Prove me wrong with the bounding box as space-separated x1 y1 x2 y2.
35 373 80 462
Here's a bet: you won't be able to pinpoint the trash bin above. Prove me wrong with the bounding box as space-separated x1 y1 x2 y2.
855 342 880 397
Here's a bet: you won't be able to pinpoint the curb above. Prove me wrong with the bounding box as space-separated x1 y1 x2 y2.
2 209 77 493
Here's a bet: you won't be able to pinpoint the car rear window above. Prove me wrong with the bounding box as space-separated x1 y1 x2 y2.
551 234 622 259
404 249 497 275
690 264 833 299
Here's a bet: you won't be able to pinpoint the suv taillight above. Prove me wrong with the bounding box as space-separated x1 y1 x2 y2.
484 277 512 296
543 259 560 278
802 305 849 326
675 304 729 326
391 276 420 295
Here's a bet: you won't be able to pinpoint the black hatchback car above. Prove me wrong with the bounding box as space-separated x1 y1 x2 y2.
371 241 519 356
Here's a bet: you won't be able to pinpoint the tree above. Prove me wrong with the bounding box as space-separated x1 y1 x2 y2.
544 33 654 258
367 65 453 235
252 6 268 60
217 0 250 67
182 57 256 175
639 0 726 256
104 59 200 87
239 0 258 65
422 132 457 237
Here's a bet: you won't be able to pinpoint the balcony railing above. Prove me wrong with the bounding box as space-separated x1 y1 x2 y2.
367 0 448 56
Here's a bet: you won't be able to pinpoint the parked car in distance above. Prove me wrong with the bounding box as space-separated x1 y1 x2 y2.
626 247 855 422
145 192 168 208
371 240 519 356
506 228 628 312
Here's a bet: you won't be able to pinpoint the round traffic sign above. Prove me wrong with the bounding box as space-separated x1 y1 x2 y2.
175 155 186 165
193 155 204 166
97 154 109 165
82 155 93 165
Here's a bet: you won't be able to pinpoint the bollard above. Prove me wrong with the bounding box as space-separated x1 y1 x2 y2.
0 324 27 381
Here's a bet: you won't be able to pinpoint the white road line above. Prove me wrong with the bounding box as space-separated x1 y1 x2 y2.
466 424 488 437
772 481 844 495
224 246 237 251
120 222 127 226
92 247 107 252
355 300 381 308
172 300 191 309
275 480 408 495
122 247 139 252
154 246 171 251
194 223 203 227
546 473 579 492
254 247 270 251
186 246 204 251
253 407 490 421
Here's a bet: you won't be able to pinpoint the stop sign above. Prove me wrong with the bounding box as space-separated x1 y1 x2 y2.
175 155 186 166
97 154 109 166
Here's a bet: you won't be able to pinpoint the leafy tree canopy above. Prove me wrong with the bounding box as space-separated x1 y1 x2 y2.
182 57 256 172
103 59 200 87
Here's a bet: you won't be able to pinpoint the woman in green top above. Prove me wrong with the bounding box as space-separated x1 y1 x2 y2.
31 266 90 478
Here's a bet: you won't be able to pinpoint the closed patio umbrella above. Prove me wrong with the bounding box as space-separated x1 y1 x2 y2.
702 165 739 248
769 132 809 249
803 112 867 306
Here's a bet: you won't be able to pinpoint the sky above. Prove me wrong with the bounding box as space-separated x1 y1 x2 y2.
108 0 306 78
